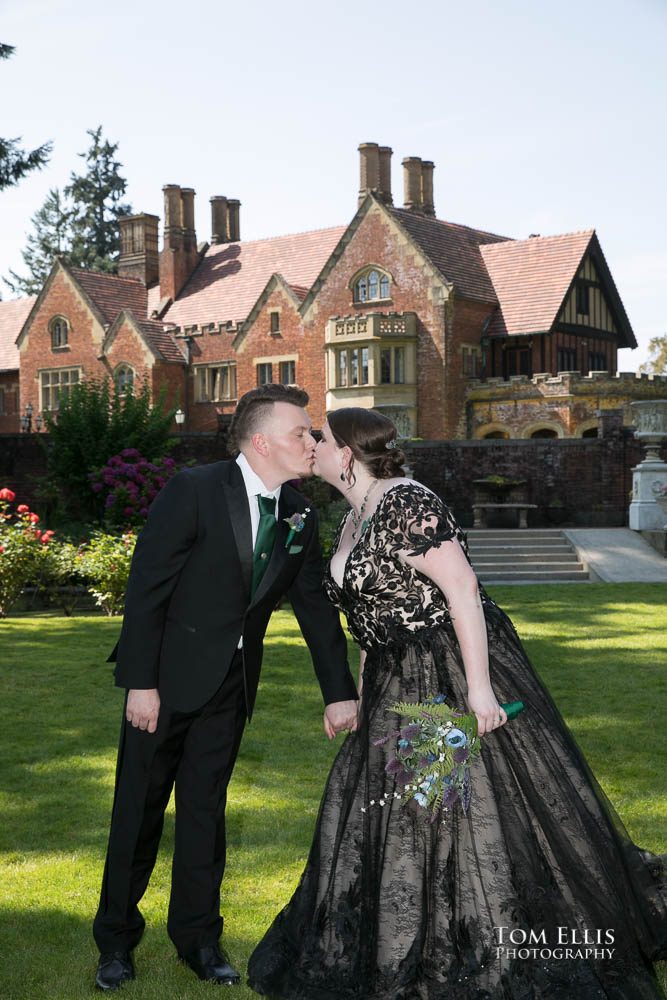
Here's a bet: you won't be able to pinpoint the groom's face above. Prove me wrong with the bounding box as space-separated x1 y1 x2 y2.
261 402 317 481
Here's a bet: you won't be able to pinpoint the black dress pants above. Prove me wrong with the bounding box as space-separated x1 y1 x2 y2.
93 652 247 955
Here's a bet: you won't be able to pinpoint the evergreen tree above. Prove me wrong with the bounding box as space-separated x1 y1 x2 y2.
4 188 72 295
639 335 667 375
65 126 132 273
0 44 51 190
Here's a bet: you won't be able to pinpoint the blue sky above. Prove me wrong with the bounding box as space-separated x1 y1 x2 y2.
1 0 665 369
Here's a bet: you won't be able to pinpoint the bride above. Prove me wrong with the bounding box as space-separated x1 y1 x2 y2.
248 407 666 999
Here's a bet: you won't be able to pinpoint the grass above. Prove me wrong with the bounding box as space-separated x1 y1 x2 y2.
0 583 665 999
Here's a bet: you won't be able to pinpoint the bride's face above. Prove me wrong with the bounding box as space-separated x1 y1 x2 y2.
312 421 344 484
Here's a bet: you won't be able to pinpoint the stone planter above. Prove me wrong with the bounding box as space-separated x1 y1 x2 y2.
629 401 667 530
630 399 667 463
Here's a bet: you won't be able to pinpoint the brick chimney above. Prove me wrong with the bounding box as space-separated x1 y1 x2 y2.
118 214 159 286
358 142 380 206
402 157 423 211
421 161 435 216
159 185 199 301
378 146 393 205
210 196 229 244
227 199 241 242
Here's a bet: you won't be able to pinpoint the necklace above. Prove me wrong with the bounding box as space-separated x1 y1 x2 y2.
350 479 378 540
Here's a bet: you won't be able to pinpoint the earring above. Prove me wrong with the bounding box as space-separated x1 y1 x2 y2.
340 472 346 482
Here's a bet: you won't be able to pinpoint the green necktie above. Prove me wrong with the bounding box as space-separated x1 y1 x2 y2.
251 494 277 597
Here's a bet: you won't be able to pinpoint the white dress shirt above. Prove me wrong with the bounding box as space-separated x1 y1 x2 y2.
235 453 282 548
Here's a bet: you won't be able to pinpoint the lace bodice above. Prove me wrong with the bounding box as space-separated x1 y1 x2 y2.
324 483 471 650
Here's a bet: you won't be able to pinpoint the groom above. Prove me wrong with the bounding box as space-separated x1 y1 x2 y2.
93 384 358 991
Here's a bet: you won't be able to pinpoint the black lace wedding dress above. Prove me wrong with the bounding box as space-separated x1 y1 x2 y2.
248 484 666 999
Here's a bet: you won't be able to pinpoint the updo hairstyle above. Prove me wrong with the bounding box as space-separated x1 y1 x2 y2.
328 408 406 485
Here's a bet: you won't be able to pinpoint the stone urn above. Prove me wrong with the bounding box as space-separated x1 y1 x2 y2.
631 399 667 462
629 400 667 530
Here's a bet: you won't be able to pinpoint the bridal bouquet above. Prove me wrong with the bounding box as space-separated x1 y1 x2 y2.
374 695 524 822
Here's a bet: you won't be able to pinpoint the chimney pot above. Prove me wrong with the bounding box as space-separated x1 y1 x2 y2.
358 142 380 206
421 160 435 217
227 199 241 242
210 196 229 244
402 157 423 211
378 146 393 205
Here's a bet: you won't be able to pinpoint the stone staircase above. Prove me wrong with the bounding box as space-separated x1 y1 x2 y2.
466 528 590 584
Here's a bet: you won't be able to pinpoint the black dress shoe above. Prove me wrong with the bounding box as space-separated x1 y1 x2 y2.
95 951 135 991
180 944 240 985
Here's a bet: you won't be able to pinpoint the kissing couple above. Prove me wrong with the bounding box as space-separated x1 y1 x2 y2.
94 383 666 998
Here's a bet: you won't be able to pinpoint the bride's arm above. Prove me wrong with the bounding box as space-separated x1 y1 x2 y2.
400 536 506 736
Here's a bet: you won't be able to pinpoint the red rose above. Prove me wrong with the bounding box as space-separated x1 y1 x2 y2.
17 504 30 514
28 512 40 523
0 488 16 502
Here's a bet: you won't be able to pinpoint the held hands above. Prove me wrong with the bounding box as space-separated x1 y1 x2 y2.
467 687 507 737
126 688 161 733
323 699 359 741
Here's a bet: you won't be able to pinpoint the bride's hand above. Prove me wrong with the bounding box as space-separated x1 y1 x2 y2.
467 687 507 736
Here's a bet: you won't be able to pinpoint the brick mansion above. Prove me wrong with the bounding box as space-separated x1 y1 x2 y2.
0 142 664 438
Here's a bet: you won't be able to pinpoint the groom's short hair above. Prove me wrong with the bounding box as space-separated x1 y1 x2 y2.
230 383 309 450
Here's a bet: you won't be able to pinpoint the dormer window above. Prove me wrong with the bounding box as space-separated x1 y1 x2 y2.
353 267 391 304
114 364 135 394
50 316 69 349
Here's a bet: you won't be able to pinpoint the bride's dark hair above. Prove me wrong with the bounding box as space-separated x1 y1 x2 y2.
328 408 406 484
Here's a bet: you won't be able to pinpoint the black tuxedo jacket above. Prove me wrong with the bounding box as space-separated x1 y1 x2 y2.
109 460 357 717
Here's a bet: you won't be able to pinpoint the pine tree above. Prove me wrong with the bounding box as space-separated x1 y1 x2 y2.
65 126 132 273
4 188 73 295
0 44 51 190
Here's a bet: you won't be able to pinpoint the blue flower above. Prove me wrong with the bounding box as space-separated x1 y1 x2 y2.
432 693 446 704
398 738 411 749
445 728 467 748
414 792 428 807
426 753 437 763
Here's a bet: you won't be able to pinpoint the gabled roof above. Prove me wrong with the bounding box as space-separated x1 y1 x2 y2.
480 231 594 337
162 226 347 328
69 267 148 325
389 208 510 302
0 296 36 371
479 230 636 347
103 311 185 364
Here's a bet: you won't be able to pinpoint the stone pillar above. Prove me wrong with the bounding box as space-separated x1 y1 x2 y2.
378 146 393 205
358 142 380 206
628 399 667 530
118 214 159 285
402 157 422 211
421 160 435 216
227 199 241 242
210 196 229 244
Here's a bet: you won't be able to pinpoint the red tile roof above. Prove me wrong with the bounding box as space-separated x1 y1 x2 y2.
390 208 510 302
163 226 347 327
69 267 148 326
480 231 595 337
135 319 185 363
0 296 36 371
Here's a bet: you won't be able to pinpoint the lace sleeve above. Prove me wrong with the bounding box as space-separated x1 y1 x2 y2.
380 484 460 559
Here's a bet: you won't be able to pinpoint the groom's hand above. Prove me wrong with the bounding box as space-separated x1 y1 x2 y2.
126 688 161 733
323 700 358 740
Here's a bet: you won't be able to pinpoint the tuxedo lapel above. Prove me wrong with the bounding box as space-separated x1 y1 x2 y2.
221 464 253 600
249 490 300 607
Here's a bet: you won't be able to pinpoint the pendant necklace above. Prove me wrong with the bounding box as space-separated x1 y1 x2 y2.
351 479 378 540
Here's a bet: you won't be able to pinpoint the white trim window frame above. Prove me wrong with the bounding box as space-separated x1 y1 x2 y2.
40 367 81 411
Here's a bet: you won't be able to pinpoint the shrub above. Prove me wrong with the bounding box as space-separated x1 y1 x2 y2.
76 531 136 616
90 449 178 529
0 487 56 617
45 377 176 522
38 539 84 616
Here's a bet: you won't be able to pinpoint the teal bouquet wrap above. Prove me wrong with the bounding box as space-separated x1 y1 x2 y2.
373 695 525 822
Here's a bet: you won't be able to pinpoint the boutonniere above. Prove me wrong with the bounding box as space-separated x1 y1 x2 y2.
284 508 310 549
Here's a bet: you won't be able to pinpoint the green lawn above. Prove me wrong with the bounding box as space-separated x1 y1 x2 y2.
0 583 665 999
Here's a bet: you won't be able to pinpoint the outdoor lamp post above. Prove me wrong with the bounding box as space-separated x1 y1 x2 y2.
175 408 185 431
21 402 33 433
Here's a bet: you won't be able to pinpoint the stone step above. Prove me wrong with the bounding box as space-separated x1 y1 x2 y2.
471 552 581 565
467 541 573 552
479 568 590 582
